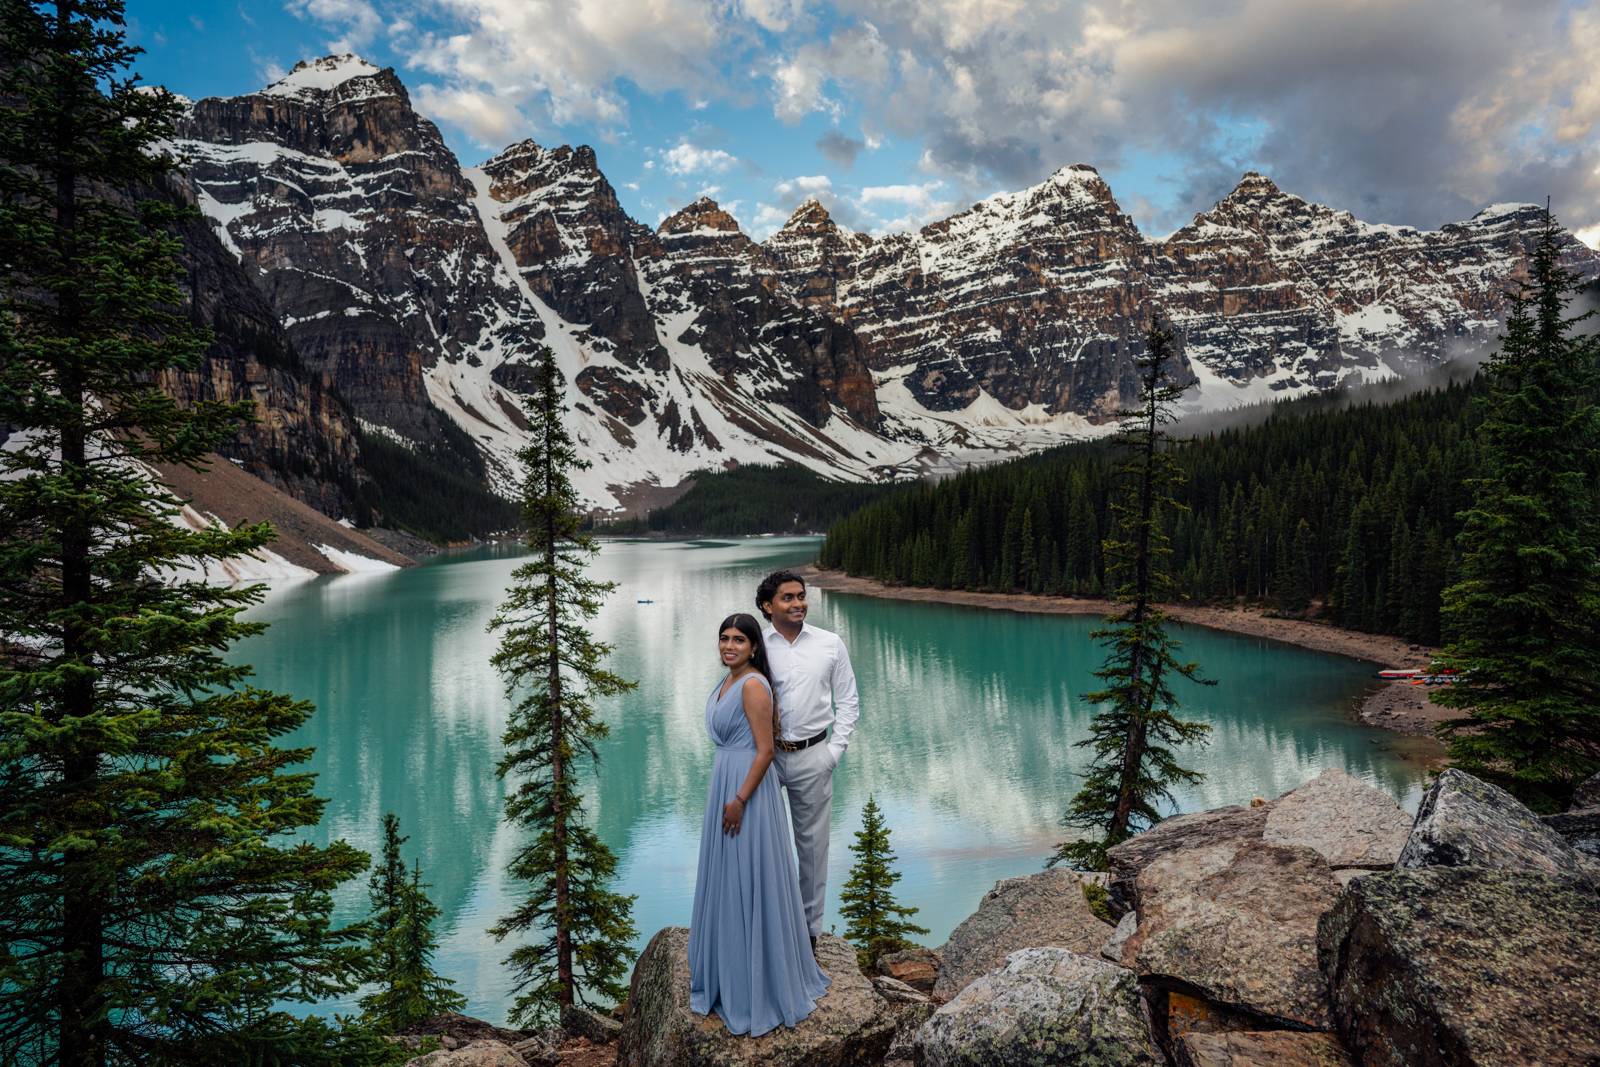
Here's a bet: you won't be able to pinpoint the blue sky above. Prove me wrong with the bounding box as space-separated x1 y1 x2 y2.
127 0 1600 244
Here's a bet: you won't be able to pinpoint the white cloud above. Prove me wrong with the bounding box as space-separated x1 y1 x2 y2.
773 174 832 199
754 0 1600 233
751 202 789 236
665 142 737 175
739 0 803 33
1578 224 1600 250
364 0 775 141
411 84 522 146
285 0 383 51
770 22 888 124
845 180 952 235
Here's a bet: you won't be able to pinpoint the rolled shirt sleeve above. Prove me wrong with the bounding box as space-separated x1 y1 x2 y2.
828 634 860 761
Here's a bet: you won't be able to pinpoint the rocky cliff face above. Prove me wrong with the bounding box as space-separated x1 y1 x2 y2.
173 55 536 488
763 167 1598 419
154 175 366 519
768 167 1159 421
177 57 904 509
167 54 1600 515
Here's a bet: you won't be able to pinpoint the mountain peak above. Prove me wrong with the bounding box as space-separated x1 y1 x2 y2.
783 197 838 231
1228 171 1283 197
261 54 387 100
486 139 602 178
659 197 743 236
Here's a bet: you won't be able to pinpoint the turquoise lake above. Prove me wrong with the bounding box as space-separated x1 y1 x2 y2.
230 536 1431 1023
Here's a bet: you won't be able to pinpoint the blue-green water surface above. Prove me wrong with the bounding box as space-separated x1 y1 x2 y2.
231 537 1429 1023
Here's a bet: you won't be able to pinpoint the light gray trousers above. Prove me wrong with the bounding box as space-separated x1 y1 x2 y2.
775 742 837 939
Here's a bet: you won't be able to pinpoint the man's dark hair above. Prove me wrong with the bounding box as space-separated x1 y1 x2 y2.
756 569 806 620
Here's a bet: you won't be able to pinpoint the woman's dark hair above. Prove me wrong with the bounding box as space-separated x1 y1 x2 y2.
755 569 806 620
720 612 781 734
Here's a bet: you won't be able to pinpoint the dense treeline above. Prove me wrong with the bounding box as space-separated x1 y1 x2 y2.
357 419 519 542
608 463 908 536
821 380 1487 645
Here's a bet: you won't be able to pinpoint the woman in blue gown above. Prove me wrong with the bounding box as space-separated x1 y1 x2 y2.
689 612 830 1036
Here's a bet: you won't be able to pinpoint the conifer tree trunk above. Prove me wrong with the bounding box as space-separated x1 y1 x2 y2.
543 423 574 1010
1109 374 1158 843
51 2 104 1059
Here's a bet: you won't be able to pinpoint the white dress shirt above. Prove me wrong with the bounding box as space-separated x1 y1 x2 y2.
762 621 860 761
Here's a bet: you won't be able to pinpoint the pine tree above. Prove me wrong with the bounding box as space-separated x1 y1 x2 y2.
1433 217 1600 811
368 813 409 978
360 815 464 1032
839 796 928 971
362 856 466 1033
0 3 380 1062
488 347 639 1026
1052 326 1214 871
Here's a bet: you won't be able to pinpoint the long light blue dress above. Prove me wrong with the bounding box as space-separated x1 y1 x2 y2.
689 672 830 1036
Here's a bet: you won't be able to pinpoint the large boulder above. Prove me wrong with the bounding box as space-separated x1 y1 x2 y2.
1398 769 1596 883
1175 1031 1353 1067
561 1003 622 1044
932 870 1112 1001
1263 768 1411 869
1124 840 1342 1029
916 948 1161 1067
1319 866 1600 1066
616 927 897 1067
1105 803 1269 916
404 1042 529 1067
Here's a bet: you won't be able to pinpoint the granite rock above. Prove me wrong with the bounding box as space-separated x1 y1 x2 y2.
1319 866 1600 1066
1541 807 1600 862
916 948 1161 1067
1264 768 1410 868
1398 769 1596 883
1573 771 1600 810
1102 911 1137 963
403 1041 528 1067
1105 804 1269 917
1125 840 1341 1029
876 947 940 995
560 1003 622 1044
616 927 896 1067
1175 1030 1354 1067
932 869 1112 1001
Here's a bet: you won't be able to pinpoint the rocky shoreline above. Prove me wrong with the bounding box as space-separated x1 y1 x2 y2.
397 768 1600 1066
800 566 1451 744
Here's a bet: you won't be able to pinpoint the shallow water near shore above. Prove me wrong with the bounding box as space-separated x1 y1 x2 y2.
232 536 1430 1023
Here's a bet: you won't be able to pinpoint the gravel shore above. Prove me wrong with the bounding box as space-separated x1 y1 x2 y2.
801 566 1452 743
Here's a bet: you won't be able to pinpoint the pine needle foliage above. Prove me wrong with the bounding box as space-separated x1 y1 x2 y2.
1432 217 1600 812
361 816 464 1032
1052 326 1214 871
488 348 638 1027
0 2 377 1062
839 796 927 971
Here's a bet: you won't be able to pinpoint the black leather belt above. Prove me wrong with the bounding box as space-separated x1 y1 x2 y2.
776 730 828 752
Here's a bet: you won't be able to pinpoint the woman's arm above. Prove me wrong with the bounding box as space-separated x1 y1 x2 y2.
722 677 776 836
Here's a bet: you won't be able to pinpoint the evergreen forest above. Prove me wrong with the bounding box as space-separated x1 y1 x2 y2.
820 376 1491 646
607 463 906 536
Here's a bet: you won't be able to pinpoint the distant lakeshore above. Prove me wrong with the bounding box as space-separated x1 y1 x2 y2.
801 565 1451 749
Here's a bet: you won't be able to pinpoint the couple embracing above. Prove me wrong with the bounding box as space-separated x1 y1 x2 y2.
688 569 861 1037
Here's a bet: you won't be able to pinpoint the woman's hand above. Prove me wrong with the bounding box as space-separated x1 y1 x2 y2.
722 795 745 835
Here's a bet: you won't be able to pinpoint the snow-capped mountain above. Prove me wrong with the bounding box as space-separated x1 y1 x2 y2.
172 55 1600 514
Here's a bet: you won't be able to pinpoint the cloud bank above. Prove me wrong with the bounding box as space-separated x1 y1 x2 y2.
286 0 1600 236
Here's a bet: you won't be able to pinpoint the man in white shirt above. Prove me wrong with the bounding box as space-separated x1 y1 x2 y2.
757 569 860 952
